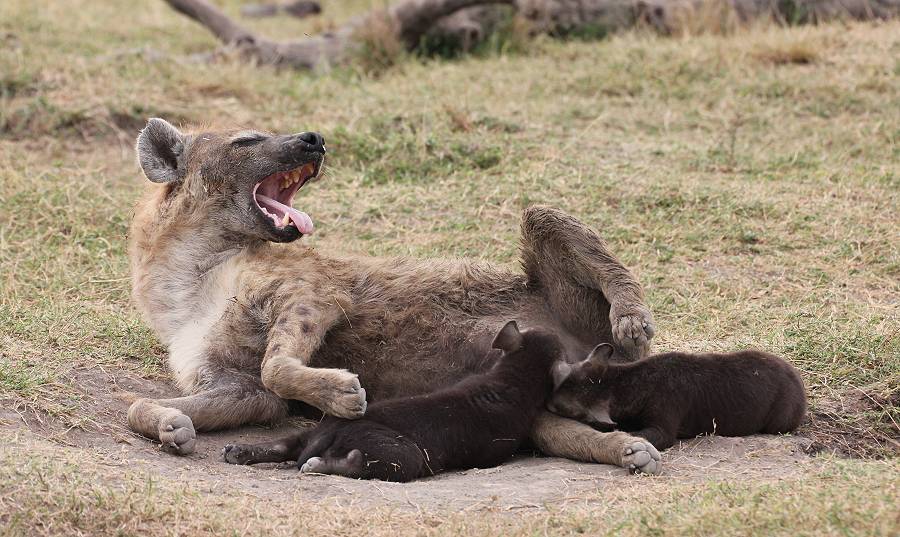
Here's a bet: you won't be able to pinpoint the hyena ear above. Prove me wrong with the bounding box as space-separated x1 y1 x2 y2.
492 320 523 353
552 362 573 390
585 343 614 374
136 118 187 184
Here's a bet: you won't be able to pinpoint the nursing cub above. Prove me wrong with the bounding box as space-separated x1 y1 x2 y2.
222 321 562 481
550 345 807 450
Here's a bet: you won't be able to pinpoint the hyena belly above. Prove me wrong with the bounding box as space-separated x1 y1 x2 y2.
303 258 598 401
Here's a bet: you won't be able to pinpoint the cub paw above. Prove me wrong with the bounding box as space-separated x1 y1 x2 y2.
300 456 326 473
158 411 196 455
222 443 253 465
610 304 656 360
622 440 661 475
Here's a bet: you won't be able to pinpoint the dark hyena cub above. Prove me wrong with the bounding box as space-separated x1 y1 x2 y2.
222 321 564 482
549 345 807 450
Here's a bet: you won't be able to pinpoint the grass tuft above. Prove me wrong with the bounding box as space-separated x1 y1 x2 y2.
752 33 821 65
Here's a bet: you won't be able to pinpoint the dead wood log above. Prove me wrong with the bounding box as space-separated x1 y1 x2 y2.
635 0 900 34
164 0 513 70
165 0 900 70
518 0 900 36
241 1 322 19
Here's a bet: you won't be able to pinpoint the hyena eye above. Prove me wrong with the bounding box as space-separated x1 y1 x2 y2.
230 132 268 147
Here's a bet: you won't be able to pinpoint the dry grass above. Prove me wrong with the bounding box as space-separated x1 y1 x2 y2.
350 10 407 75
752 40 819 65
665 0 743 37
803 380 900 458
1 433 898 537
751 29 822 65
0 0 898 534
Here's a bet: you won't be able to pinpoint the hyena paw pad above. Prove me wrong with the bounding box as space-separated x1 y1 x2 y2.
622 441 661 475
222 444 253 465
158 413 196 455
611 306 656 355
323 372 367 419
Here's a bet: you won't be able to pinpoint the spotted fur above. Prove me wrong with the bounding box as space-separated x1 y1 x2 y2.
127 119 661 473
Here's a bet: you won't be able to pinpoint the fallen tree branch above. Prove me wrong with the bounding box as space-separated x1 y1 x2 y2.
167 0 257 44
241 1 322 19
163 0 900 70
163 0 513 70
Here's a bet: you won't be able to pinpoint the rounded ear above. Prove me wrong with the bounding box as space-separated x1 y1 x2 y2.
135 118 186 183
552 361 572 390
491 320 523 353
585 343 614 374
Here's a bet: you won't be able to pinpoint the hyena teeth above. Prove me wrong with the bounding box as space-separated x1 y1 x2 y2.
281 213 290 226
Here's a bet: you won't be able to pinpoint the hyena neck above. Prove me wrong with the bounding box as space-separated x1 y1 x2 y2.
130 192 253 345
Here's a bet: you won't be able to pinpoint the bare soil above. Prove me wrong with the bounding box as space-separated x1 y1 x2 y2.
0 366 820 512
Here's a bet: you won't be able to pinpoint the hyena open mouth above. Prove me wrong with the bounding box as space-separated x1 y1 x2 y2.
252 161 319 234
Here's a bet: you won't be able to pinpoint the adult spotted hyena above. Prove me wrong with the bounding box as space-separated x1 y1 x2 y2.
127 118 661 473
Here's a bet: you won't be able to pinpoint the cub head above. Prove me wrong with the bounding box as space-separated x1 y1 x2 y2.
491 320 566 371
548 343 618 430
135 118 325 243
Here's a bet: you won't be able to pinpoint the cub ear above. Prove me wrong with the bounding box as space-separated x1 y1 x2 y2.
136 118 186 184
552 361 572 390
585 343 614 374
491 320 523 353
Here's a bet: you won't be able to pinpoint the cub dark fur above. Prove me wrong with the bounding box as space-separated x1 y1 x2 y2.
549 346 807 450
222 321 563 481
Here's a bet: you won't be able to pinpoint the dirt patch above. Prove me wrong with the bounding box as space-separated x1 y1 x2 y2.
0 366 831 512
2 417 817 512
801 382 900 459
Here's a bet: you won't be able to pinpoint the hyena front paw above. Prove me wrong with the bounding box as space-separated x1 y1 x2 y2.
158 411 196 455
610 304 655 360
318 369 367 419
621 440 661 475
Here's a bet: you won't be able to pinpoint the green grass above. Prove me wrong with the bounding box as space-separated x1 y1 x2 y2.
0 0 898 534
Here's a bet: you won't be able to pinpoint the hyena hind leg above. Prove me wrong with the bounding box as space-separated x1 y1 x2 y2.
128 370 288 455
519 205 656 360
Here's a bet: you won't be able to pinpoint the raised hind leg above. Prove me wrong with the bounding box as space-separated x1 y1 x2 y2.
520 205 656 361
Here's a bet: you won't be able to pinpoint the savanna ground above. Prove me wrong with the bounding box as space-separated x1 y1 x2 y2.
1 1 898 535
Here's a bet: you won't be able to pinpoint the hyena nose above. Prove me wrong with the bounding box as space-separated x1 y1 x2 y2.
297 131 326 152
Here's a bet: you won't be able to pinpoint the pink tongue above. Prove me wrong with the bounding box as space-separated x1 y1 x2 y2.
256 195 314 235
